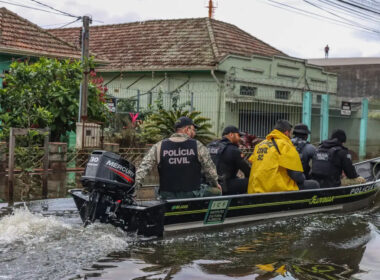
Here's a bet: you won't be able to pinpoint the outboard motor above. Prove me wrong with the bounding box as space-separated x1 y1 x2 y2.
80 150 136 227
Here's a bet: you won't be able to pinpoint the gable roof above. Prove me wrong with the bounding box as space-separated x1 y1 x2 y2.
49 18 287 72
0 7 82 59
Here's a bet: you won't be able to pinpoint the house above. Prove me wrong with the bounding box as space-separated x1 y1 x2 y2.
308 57 380 156
308 57 380 100
0 7 106 84
0 8 82 81
50 18 337 137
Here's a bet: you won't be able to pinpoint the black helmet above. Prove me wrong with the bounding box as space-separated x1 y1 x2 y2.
293 123 311 135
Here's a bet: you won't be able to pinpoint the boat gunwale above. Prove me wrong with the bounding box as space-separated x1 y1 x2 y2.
164 179 380 203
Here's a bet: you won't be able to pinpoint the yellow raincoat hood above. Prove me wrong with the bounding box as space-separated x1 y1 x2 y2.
247 129 303 193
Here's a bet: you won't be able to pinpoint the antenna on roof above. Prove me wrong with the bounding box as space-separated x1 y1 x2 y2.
206 0 218 19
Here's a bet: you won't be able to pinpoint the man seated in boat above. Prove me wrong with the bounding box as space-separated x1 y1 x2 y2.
291 123 316 179
247 119 320 193
207 125 250 195
311 129 366 188
135 116 222 199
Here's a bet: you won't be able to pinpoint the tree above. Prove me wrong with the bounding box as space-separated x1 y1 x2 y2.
0 57 110 141
139 109 215 144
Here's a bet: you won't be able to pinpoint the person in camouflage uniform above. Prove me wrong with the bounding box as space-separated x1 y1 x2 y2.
135 116 222 199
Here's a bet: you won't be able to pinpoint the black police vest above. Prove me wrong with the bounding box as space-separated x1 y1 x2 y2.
158 138 201 193
312 145 343 179
207 140 229 172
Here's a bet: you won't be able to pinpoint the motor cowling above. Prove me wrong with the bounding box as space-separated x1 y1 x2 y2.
77 150 165 236
81 150 136 197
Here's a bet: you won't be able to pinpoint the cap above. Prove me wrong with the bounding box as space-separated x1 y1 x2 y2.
331 129 346 143
222 125 244 136
174 116 199 129
293 123 311 135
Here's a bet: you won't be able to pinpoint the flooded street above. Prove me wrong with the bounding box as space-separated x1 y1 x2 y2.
0 196 380 279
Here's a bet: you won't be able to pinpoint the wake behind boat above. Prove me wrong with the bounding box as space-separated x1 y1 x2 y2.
70 151 380 237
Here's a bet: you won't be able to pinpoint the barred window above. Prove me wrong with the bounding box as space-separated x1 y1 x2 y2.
275 90 290 100
317 94 322 103
240 86 256 96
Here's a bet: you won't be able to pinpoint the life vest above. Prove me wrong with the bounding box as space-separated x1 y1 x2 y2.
311 145 343 179
158 138 201 193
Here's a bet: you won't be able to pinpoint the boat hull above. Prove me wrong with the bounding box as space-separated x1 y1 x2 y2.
70 180 380 236
70 157 380 236
162 183 379 233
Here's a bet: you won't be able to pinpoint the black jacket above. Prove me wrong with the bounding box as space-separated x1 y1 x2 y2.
217 138 251 181
311 138 358 188
291 137 316 179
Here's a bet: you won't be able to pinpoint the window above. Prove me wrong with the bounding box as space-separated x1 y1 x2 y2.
317 95 322 103
275 90 290 100
239 111 289 137
240 86 256 96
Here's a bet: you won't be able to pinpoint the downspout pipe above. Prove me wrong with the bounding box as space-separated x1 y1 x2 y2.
211 69 222 136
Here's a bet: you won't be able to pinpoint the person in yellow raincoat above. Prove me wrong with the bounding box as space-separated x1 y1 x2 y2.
248 120 320 193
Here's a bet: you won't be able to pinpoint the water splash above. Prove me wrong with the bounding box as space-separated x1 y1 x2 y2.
0 207 130 280
0 207 72 246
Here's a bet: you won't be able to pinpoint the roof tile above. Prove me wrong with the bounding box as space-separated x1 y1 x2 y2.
49 18 287 71
0 7 81 59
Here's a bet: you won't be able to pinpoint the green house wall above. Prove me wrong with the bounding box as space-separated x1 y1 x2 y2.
100 55 338 137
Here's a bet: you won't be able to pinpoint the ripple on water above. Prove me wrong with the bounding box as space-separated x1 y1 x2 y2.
0 207 131 280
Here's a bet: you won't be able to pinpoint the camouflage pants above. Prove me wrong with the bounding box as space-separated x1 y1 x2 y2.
341 176 366 186
159 184 222 199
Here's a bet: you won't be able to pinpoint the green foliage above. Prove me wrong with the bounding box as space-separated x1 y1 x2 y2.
116 98 136 113
0 57 110 141
12 130 47 171
103 89 213 146
139 109 215 144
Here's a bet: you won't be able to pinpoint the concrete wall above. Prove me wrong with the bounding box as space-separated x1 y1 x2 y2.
219 55 338 96
323 64 380 99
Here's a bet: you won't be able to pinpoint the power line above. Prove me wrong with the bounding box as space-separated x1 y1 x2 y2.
316 0 380 21
27 0 103 23
317 0 380 22
338 0 380 16
58 18 81 28
265 0 380 35
28 0 79 18
41 21 77 28
309 0 380 34
303 0 380 34
266 0 372 31
0 0 72 17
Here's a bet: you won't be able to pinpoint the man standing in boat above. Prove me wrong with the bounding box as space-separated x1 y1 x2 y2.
291 123 316 179
311 129 366 187
135 116 222 199
247 119 319 193
207 125 250 194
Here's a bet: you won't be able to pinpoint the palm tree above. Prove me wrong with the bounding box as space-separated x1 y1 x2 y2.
142 109 215 144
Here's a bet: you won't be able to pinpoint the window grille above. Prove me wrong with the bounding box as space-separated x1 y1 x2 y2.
240 86 256 96
275 90 290 100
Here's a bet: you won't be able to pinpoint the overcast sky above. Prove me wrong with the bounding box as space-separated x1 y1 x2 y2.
3 0 380 59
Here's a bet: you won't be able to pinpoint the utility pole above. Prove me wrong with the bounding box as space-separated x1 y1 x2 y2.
78 15 92 122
